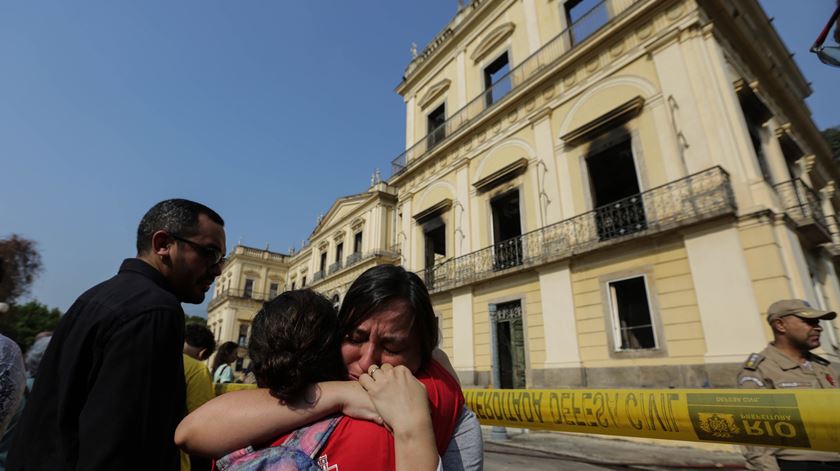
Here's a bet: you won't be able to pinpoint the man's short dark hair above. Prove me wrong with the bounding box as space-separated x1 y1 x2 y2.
136 199 224 254
338 264 439 368
184 324 216 356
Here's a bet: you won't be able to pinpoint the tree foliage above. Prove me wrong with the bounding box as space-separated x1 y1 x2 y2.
822 126 840 162
0 301 61 351
185 314 207 327
0 234 43 304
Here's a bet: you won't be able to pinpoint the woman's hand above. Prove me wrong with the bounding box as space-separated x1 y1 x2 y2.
334 380 383 425
360 364 438 471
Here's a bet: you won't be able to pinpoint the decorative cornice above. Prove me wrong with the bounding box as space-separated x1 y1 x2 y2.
470 22 516 63
803 155 817 174
473 157 528 192
351 217 365 232
413 198 453 222
418 79 451 110
333 230 346 241
560 96 644 145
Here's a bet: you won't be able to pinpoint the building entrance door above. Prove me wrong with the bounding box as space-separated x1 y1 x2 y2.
493 300 526 389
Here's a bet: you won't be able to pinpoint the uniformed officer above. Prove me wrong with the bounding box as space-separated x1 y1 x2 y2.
737 299 840 471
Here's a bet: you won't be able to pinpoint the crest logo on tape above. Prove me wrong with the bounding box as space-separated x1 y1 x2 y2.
687 393 810 448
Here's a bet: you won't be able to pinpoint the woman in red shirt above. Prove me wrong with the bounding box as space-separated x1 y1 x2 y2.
177 265 480 470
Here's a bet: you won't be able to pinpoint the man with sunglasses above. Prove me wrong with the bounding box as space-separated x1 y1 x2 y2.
737 299 839 470
8 199 226 471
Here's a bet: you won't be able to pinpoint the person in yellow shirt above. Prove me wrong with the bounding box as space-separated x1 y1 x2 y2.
181 324 216 471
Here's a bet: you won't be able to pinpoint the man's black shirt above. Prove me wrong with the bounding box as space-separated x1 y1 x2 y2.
8 259 187 471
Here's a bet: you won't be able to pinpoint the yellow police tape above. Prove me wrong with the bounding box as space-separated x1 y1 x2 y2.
463 388 840 452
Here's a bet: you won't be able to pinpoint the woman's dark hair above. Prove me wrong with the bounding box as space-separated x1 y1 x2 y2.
338 264 438 367
211 341 240 376
248 289 347 403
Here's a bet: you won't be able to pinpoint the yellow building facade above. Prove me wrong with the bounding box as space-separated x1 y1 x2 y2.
208 0 840 388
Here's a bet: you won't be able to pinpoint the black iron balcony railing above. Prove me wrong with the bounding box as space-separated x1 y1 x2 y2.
208 288 272 310
345 252 363 267
305 245 402 287
419 166 735 292
773 179 831 245
392 0 641 177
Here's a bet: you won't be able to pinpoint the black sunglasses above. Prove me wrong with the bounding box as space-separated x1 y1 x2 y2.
810 4 840 67
171 234 226 266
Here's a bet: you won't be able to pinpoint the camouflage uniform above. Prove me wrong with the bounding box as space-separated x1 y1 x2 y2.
737 344 840 470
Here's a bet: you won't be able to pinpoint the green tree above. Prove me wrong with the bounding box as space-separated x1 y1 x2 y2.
185 314 207 327
0 234 43 304
822 126 840 162
0 301 61 351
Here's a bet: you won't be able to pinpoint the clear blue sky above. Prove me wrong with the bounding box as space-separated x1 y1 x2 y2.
1 1 837 317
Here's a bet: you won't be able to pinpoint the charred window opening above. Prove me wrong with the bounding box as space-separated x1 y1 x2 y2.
738 90 773 182
335 243 343 263
268 282 278 299
423 218 446 288
586 135 646 240
484 52 510 107
427 103 446 149
243 278 254 298
493 300 526 389
491 190 523 270
609 276 657 350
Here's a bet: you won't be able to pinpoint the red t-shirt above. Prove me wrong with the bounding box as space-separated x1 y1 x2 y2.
271 360 464 470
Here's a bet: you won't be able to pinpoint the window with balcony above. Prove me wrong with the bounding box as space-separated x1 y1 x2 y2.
354 232 363 253
243 278 254 298
608 276 657 351
427 103 446 149
586 137 646 241
483 51 510 107
423 219 447 288
491 190 523 270
301 276 307 287
565 0 609 46
268 282 278 299
335 242 343 263
319 251 328 273
291 281 296 290
238 324 249 346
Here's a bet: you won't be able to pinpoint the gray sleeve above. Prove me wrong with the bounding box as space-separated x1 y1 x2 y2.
442 405 484 471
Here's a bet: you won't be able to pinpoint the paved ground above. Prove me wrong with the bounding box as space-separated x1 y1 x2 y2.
482 427 747 470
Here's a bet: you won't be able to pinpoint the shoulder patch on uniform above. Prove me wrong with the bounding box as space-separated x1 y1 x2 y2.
743 353 765 370
738 376 765 387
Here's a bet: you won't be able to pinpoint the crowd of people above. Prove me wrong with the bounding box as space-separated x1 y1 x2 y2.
0 199 482 471
0 198 838 471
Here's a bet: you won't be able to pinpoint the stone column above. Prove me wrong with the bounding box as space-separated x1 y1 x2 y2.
451 287 476 385
532 111 563 225
684 225 766 364
537 262 582 386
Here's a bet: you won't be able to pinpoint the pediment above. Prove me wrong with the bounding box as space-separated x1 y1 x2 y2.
471 22 515 63
311 193 369 237
418 79 451 110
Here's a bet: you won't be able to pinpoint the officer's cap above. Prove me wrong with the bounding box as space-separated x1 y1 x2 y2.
766 299 837 324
